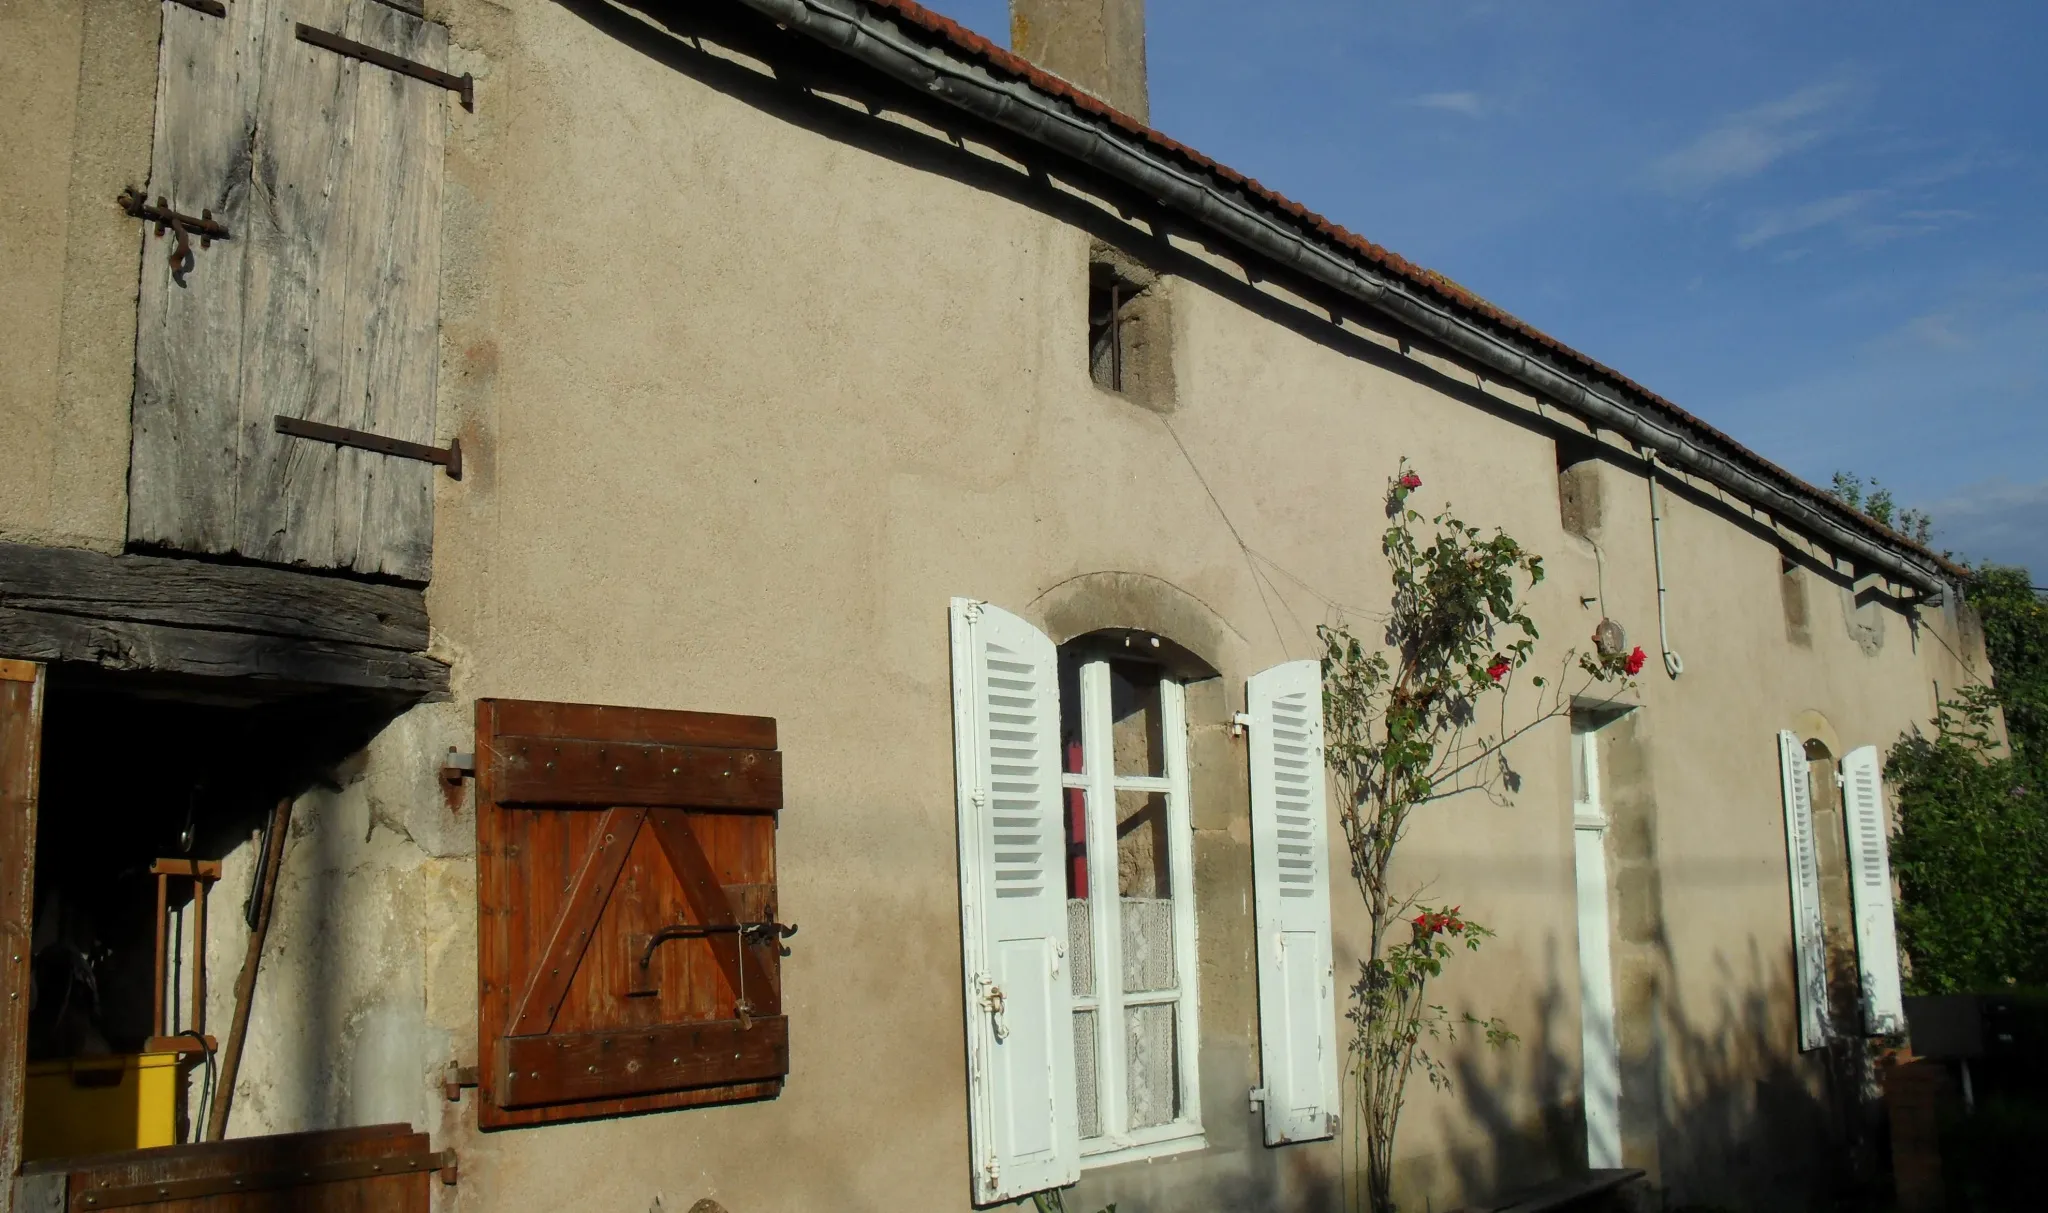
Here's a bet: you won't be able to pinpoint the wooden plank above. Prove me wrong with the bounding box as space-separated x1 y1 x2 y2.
474 699 514 1129
127 0 269 556
647 811 780 1013
508 807 647 1036
0 542 430 651
0 607 448 696
491 738 781 811
19 1124 432 1213
0 664 45 1210
236 0 442 581
485 700 776 750
497 1017 788 1109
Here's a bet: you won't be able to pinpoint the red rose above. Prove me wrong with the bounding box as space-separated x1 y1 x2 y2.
1486 659 1510 682
1399 472 1422 490
1624 646 1647 676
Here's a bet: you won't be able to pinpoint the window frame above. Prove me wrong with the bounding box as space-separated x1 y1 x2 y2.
1063 657 1206 1165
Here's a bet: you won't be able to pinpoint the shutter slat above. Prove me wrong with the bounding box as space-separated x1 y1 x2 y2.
1841 745 1906 1035
1778 731 1832 1051
949 600 1078 1204
1248 660 1339 1144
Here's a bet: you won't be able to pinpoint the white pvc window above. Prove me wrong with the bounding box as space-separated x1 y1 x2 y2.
1059 652 1204 1164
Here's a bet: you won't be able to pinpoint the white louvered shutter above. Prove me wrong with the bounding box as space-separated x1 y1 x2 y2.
1247 659 1339 1144
1778 731 1831 1051
948 599 1079 1204
1841 745 1906 1035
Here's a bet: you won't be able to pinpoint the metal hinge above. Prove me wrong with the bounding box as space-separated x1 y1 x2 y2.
275 415 462 478
1232 712 1255 737
442 1062 479 1102
441 749 475 785
1248 1085 1268 1112
168 0 226 17
296 23 475 111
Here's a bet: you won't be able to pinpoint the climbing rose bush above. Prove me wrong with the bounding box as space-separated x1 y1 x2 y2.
1326 459 1640 1213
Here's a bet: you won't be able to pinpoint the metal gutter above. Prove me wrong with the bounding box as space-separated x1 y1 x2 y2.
728 0 1952 594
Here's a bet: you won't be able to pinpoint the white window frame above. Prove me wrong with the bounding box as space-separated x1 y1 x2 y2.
1063 658 1205 1165
1570 716 1622 1171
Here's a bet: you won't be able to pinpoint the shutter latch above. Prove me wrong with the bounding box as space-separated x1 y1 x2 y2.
975 973 1010 1042
118 187 229 286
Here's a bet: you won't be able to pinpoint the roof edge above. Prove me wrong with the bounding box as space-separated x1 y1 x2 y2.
727 0 1964 593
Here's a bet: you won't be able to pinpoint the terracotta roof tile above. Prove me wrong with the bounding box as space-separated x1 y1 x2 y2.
829 0 1959 578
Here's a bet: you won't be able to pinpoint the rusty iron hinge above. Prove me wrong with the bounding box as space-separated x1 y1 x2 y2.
296 23 474 111
168 0 227 17
443 1061 479 1102
118 187 229 286
274 415 462 479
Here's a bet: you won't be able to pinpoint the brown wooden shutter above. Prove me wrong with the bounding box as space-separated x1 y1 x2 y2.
474 700 787 1130
130 0 449 582
1 661 47 1197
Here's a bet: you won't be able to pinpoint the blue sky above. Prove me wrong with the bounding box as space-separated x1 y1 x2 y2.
938 0 2048 574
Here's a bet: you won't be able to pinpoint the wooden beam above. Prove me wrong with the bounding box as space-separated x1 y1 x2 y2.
0 608 447 696
0 543 445 696
0 542 428 650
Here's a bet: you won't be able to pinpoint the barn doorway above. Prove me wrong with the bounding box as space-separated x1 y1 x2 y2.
4 660 449 1210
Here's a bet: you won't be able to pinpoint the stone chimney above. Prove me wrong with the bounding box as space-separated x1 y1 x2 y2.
1010 0 1150 124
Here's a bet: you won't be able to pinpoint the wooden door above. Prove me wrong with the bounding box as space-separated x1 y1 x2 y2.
1 662 47 1210
13 1124 446 1212
130 0 450 582
474 700 789 1129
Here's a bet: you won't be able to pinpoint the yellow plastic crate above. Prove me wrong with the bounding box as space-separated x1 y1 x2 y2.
22 1052 180 1162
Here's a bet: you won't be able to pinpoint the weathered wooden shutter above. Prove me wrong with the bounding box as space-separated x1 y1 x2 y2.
1 661 48 1197
1247 659 1339 1145
1841 745 1906 1035
132 0 449 582
947 599 1078 1204
1778 730 1831 1051
474 700 786 1129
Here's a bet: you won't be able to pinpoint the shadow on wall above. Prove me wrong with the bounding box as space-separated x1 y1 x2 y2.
1408 943 1874 1213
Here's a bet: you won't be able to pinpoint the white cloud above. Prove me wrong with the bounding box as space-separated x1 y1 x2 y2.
1408 90 1485 118
1735 189 1881 249
1650 77 1859 194
1929 480 2048 575
1903 312 1972 351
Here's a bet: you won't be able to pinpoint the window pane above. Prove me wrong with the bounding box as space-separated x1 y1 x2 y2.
1124 1003 1180 1129
1065 783 1089 899
1110 663 1165 777
1075 1009 1102 1139
1116 789 1171 898
1121 895 1175 992
1068 896 1095 998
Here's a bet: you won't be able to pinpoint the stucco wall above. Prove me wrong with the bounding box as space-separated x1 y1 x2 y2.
115 0 1992 1210
0 0 154 552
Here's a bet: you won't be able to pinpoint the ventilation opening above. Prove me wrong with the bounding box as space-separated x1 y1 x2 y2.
1781 554 1812 647
1087 253 1175 412
1557 436 1603 539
